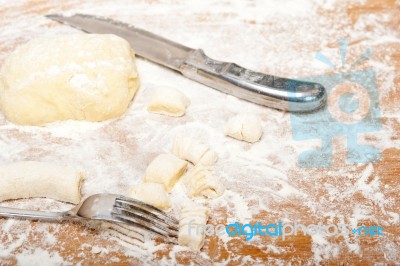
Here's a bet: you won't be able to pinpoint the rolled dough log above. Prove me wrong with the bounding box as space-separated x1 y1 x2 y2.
0 34 139 125
0 161 84 204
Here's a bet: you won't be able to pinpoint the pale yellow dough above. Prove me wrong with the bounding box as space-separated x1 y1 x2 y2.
182 164 225 199
0 34 139 125
129 182 171 211
0 161 84 204
144 154 188 192
224 114 263 143
147 87 190 117
178 202 209 250
172 135 218 166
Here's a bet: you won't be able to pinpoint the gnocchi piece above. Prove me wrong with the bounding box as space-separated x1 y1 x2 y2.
224 114 262 143
0 161 84 204
182 165 225 199
129 182 171 211
144 154 188 192
178 202 209 250
172 136 218 166
147 87 190 117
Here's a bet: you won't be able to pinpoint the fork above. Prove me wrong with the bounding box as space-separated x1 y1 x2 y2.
0 193 179 244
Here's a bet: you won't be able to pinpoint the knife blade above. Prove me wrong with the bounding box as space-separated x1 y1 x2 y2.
46 14 326 112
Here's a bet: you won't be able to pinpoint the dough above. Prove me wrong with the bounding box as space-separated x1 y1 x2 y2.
178 202 209 250
129 182 171 211
0 161 84 204
224 114 262 143
172 136 218 166
182 165 225 199
144 154 188 192
0 34 139 125
147 87 190 116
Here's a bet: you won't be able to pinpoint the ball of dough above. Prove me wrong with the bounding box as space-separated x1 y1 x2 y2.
224 114 262 143
0 34 139 125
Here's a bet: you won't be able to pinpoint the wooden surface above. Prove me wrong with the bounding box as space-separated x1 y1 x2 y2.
0 0 399 265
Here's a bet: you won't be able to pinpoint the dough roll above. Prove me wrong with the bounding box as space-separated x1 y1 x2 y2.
0 161 84 204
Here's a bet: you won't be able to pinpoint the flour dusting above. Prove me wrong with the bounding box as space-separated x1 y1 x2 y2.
0 0 399 264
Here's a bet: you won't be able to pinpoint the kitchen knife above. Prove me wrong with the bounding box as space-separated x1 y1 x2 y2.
46 14 326 112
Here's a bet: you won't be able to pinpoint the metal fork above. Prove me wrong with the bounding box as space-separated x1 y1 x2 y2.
0 193 179 244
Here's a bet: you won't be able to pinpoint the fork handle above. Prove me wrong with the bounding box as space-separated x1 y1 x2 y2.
0 206 74 221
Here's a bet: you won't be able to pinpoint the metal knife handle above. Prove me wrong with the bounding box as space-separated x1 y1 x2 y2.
180 49 326 112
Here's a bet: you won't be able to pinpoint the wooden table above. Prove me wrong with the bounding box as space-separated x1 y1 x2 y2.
0 0 398 265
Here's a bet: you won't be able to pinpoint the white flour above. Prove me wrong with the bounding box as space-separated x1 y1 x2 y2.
15 249 64 266
0 0 399 265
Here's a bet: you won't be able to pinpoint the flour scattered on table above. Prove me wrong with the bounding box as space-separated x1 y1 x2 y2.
0 0 398 264
16 249 64 266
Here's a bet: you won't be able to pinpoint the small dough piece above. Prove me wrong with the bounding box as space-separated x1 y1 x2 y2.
0 34 139 125
129 182 171 211
0 161 84 204
224 114 262 143
172 136 218 166
147 87 190 116
178 202 209 250
182 165 225 199
144 154 188 192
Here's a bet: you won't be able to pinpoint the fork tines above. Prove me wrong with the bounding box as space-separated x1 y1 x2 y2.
111 196 179 243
